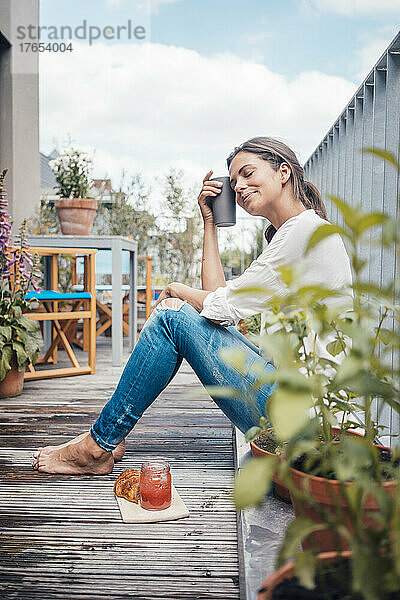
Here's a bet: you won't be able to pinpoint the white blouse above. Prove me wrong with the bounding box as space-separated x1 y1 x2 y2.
200 209 353 360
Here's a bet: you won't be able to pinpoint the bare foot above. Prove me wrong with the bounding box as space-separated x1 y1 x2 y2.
32 433 114 475
112 438 126 462
33 433 88 458
33 434 126 466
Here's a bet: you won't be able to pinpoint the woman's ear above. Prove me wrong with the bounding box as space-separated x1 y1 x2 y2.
279 163 291 185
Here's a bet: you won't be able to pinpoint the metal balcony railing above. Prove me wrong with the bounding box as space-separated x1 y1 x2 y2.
304 31 400 444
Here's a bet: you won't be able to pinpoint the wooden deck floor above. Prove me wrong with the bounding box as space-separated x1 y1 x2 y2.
0 339 240 599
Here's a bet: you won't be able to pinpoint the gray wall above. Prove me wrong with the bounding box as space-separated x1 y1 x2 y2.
0 0 40 232
304 31 400 443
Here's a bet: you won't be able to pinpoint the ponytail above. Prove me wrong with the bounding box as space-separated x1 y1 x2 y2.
300 180 328 221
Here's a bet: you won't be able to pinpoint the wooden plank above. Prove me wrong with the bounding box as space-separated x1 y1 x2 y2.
25 311 92 321
50 254 58 365
50 317 80 369
0 340 240 599
24 367 92 381
26 247 98 256
88 252 97 367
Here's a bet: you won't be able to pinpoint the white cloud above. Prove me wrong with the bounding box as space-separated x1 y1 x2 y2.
39 41 356 210
305 0 400 15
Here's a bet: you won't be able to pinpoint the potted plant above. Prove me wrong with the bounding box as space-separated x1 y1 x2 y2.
0 169 41 397
257 551 352 600
49 147 97 235
229 150 400 599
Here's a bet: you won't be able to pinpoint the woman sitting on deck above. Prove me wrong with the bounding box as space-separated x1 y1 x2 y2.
32 136 352 474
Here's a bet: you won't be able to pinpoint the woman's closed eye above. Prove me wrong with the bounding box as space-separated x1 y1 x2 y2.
230 169 255 190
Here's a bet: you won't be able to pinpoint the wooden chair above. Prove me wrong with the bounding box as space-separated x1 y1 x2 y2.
23 247 97 381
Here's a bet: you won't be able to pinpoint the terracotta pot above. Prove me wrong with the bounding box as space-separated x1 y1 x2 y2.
55 198 98 235
257 551 351 600
0 355 25 398
250 428 292 503
290 428 395 552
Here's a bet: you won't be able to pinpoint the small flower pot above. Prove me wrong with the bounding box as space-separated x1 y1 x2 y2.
55 198 98 235
250 428 292 503
0 355 25 398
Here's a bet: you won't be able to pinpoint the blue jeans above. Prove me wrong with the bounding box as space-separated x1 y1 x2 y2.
90 301 276 451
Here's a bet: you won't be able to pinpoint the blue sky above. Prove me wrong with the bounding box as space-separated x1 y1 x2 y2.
40 0 398 82
149 0 392 82
38 0 399 239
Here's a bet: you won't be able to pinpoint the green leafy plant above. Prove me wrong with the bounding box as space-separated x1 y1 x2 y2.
95 172 158 285
28 196 60 235
0 169 41 381
158 168 203 286
238 313 261 340
229 150 400 599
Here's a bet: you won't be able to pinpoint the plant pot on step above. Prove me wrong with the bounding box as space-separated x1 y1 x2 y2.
55 198 98 235
0 354 25 398
289 428 395 553
250 428 292 503
256 551 351 600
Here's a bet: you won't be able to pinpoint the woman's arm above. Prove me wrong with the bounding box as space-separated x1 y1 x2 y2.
201 222 226 291
198 171 226 291
152 282 209 313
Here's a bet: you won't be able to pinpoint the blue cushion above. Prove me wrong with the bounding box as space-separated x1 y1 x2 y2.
26 290 91 301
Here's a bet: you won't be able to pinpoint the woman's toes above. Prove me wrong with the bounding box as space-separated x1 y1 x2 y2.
32 448 42 469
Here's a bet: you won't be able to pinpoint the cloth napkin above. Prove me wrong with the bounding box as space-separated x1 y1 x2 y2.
116 485 190 523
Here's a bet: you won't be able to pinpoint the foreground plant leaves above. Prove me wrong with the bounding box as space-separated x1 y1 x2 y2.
233 455 277 510
294 550 317 590
268 388 313 442
278 517 325 567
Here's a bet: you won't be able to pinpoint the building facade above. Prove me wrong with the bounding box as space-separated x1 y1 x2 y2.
304 31 400 442
0 0 40 231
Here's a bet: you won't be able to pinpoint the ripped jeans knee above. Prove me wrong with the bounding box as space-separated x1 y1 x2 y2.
142 298 187 331
158 298 185 310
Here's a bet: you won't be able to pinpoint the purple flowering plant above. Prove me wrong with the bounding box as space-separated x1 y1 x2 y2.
0 168 41 382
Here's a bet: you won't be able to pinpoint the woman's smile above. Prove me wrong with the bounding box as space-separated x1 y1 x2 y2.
241 190 258 205
229 150 297 222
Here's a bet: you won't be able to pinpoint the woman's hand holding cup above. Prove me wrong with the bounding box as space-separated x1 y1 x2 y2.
197 170 223 226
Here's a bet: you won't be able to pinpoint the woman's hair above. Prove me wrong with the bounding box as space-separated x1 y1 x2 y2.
226 136 328 243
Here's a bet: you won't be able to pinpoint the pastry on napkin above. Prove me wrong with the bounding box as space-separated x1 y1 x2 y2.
114 469 140 503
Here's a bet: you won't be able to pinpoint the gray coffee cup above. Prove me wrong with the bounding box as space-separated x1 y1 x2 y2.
207 176 236 227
